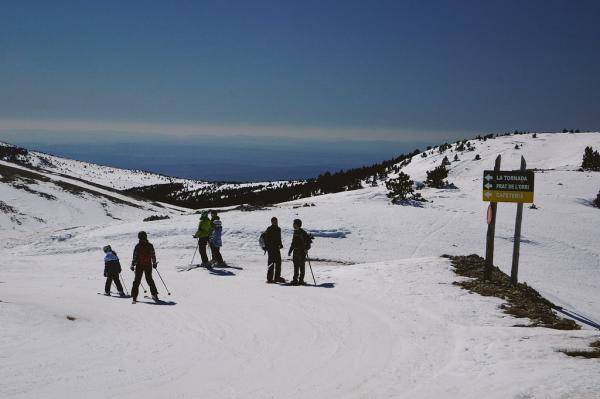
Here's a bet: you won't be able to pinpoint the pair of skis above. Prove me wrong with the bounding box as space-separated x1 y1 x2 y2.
132 295 162 304
177 263 211 272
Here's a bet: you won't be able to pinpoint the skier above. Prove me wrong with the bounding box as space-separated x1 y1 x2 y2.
264 217 284 283
103 245 126 296
130 231 159 303
209 216 225 266
193 211 212 267
209 210 219 262
288 219 311 286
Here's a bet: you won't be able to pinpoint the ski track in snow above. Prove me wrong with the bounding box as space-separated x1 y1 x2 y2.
2 133 600 398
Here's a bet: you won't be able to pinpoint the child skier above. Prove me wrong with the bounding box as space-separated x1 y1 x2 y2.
209 216 225 267
103 245 126 296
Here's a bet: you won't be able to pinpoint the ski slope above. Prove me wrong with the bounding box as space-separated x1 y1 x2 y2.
1 132 600 398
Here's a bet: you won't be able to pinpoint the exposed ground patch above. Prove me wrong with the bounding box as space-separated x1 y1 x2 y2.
445 254 578 330
560 340 600 359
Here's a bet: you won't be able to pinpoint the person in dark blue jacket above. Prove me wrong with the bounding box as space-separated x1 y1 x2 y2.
103 245 125 296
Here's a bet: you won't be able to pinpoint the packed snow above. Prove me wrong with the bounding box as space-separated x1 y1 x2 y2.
1 132 600 398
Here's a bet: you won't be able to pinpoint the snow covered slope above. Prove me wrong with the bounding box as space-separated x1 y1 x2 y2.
0 141 210 190
1 132 600 399
395 132 600 320
0 159 190 240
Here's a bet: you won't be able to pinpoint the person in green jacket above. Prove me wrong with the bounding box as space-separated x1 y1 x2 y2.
193 211 213 266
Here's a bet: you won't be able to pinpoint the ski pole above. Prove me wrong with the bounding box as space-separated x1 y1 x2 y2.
190 241 199 266
267 262 274 282
120 273 129 296
307 255 317 286
155 268 171 295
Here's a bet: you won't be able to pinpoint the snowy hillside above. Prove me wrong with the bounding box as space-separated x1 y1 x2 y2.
1 132 600 399
0 141 209 190
0 158 191 240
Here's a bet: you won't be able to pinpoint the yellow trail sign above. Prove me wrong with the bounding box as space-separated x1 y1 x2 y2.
482 190 534 203
482 170 534 203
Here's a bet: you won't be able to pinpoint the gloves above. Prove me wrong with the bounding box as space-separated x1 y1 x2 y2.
153 263 158 269
279 245 284 249
130 266 135 272
103 272 107 277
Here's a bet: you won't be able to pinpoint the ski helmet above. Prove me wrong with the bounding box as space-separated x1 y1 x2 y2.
138 231 148 241
103 245 112 253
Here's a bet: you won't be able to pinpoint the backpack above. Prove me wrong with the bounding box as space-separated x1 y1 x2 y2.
259 232 267 251
302 230 314 251
138 243 153 265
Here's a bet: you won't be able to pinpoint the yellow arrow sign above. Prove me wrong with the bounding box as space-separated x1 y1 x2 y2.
483 190 534 203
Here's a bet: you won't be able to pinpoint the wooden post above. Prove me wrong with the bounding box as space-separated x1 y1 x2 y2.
510 156 526 285
484 155 501 280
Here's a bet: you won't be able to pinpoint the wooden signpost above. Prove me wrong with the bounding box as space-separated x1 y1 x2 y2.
483 155 534 285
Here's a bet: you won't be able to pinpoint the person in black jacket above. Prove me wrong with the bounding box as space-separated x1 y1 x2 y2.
103 245 125 296
265 217 284 283
130 231 159 303
288 219 310 286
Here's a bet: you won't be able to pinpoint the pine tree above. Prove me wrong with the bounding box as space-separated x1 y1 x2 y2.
442 156 451 166
582 146 600 171
386 172 414 201
426 165 448 188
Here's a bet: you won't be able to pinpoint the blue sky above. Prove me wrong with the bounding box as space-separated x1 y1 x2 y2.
0 1 599 180
1 0 598 141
